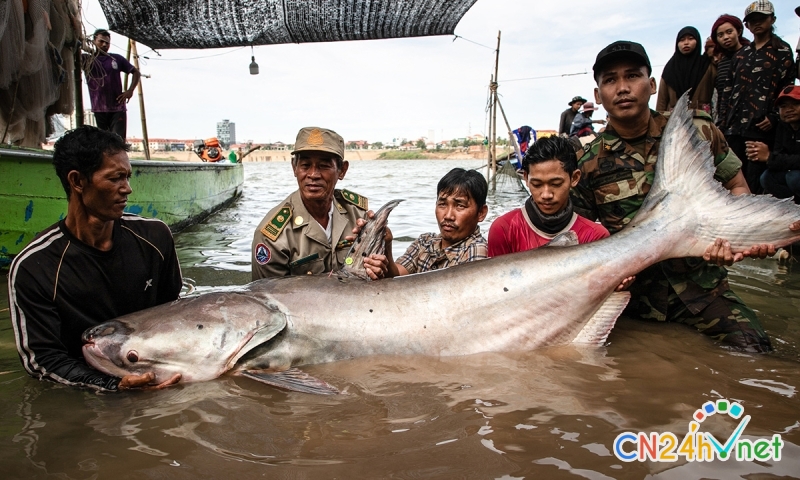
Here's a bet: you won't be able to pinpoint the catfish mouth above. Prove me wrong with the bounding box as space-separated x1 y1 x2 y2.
82 342 134 379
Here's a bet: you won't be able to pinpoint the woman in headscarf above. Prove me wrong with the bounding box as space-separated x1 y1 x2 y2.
711 14 750 130
656 26 714 112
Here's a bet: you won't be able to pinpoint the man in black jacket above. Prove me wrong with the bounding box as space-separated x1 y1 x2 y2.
749 85 800 203
8 126 183 391
558 96 586 136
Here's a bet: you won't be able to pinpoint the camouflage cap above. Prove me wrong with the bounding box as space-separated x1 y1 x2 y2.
291 127 344 159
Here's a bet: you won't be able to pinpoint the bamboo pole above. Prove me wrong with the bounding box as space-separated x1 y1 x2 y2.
490 31 501 191
486 74 493 183
122 40 132 91
130 40 150 160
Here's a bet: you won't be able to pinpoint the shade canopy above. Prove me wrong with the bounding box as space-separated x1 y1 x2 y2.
99 0 479 49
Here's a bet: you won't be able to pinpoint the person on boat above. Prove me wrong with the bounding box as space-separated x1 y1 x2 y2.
82 29 140 139
570 40 800 353
724 0 795 194
559 96 586 136
375 168 488 277
747 85 800 203
8 126 183 391
569 102 605 137
251 127 387 279
656 26 714 113
710 14 750 129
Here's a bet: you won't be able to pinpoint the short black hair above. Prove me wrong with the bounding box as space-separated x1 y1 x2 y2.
437 168 488 209
53 125 130 197
522 136 578 175
93 29 110 38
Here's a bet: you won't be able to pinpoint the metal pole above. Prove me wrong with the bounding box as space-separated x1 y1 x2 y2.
490 31 501 191
130 40 150 160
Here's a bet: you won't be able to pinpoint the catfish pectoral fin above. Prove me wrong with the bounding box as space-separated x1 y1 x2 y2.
239 368 340 395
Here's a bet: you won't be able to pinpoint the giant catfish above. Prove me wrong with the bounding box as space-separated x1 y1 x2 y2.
82 96 800 394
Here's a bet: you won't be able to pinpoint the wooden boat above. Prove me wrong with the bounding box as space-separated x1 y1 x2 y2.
0 146 243 268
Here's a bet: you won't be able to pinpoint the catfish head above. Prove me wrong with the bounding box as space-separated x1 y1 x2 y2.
82 291 289 384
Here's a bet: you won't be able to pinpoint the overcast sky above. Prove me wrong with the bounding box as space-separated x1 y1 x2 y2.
80 0 799 145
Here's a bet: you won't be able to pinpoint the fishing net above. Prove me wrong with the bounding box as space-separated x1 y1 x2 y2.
490 156 527 195
0 0 79 146
98 0 479 49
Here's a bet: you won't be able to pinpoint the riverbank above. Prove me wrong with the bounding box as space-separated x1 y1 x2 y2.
129 147 504 162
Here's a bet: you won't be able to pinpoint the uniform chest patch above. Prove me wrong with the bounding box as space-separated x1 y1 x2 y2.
255 243 271 265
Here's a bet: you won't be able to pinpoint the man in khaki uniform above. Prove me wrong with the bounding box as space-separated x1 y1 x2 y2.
252 127 377 279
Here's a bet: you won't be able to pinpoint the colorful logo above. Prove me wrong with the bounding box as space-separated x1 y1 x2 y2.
613 398 783 462
255 243 271 265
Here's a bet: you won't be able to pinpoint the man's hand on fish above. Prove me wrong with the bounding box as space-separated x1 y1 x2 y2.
702 222 800 265
349 212 392 280
118 372 181 391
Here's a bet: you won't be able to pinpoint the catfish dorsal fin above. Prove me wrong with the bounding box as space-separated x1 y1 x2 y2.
572 291 630 345
339 199 404 280
546 231 579 248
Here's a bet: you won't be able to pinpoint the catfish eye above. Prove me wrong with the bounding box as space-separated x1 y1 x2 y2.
126 351 139 363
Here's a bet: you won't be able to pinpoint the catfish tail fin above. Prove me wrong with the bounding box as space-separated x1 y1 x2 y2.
631 93 800 259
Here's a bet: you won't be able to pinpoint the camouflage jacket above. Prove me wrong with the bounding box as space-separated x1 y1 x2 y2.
570 110 743 317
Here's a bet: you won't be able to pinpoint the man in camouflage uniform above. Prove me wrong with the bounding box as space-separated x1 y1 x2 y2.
252 127 386 279
570 40 790 352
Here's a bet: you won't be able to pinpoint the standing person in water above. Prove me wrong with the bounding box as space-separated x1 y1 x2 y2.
725 0 795 194
710 14 751 130
656 26 715 113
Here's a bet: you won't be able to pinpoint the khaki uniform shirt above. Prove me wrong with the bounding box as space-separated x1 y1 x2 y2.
570 110 743 319
251 189 368 279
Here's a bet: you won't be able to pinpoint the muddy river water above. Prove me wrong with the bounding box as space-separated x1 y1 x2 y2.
1 160 799 479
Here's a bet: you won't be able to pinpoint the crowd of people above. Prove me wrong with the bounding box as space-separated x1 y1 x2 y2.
7 0 800 393
560 1 799 201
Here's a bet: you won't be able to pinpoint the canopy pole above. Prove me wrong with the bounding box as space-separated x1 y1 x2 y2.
130 40 150 159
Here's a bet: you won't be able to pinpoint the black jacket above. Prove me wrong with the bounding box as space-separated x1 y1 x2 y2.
767 122 800 172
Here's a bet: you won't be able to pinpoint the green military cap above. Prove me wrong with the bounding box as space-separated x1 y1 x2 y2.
292 127 345 159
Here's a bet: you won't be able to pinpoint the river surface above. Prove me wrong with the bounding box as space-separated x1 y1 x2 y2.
1 160 799 479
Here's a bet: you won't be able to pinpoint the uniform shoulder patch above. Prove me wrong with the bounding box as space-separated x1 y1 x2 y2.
340 189 368 210
260 206 292 241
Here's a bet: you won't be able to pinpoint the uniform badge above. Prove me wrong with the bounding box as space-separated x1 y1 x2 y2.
255 243 271 265
307 129 324 146
341 189 368 210
260 206 291 241
294 216 304 225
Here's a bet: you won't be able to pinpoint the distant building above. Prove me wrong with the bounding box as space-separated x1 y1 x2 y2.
216 119 236 147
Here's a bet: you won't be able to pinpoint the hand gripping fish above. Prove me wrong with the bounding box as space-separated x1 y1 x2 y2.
82 95 800 394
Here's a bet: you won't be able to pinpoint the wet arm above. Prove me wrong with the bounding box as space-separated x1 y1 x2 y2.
10 271 121 391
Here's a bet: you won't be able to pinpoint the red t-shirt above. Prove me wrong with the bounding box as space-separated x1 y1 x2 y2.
488 208 609 257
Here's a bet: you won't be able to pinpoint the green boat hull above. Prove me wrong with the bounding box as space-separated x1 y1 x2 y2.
0 147 244 267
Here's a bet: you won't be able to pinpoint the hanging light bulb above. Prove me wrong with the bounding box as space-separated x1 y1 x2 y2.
249 46 259 75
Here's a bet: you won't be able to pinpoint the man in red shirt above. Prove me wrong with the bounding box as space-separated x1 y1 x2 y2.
489 136 635 289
